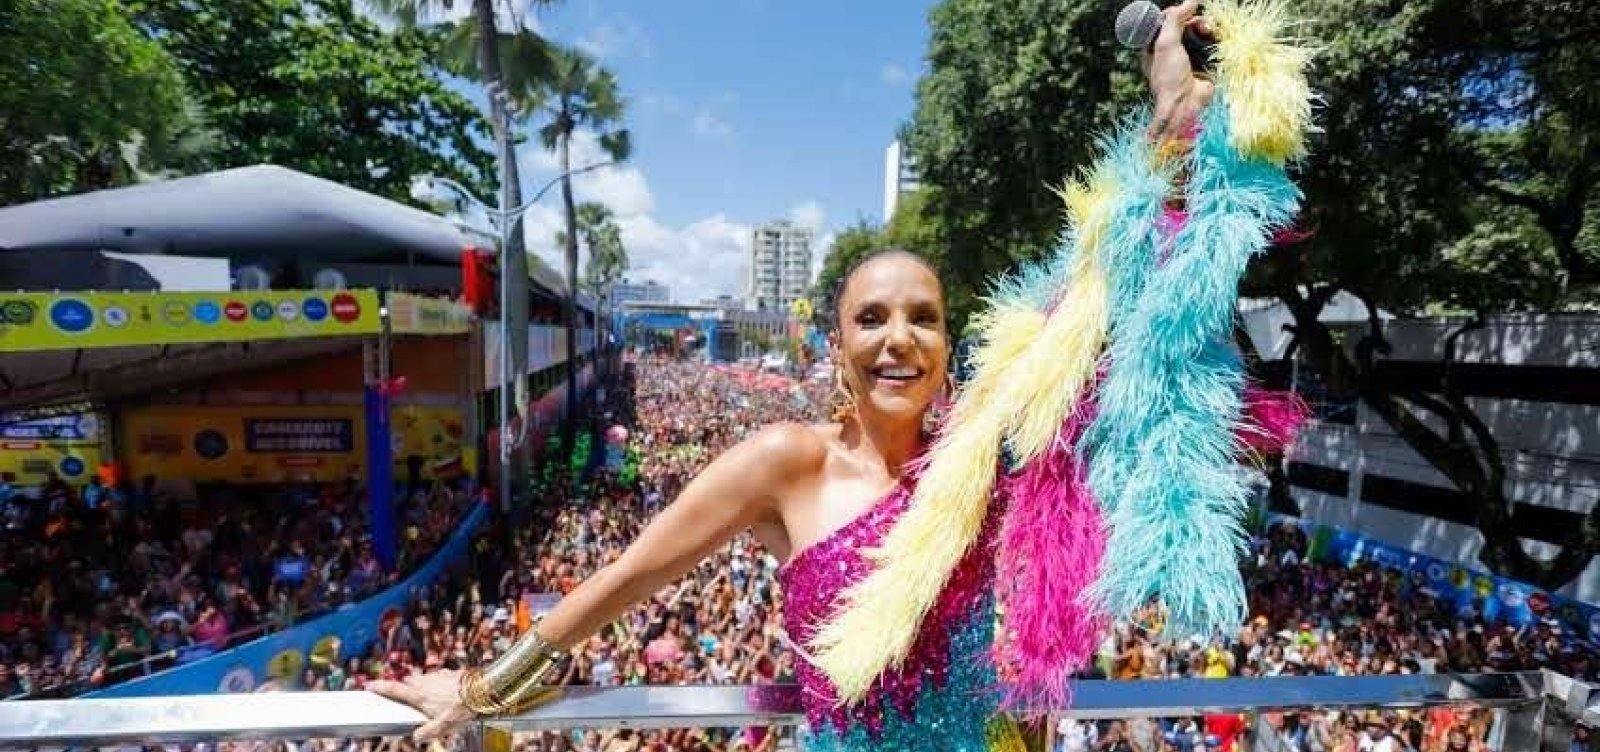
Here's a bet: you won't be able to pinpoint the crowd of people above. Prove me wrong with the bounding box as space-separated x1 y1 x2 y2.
0 465 474 700
260 357 826 752
9 354 1600 752
1050 519 1600 751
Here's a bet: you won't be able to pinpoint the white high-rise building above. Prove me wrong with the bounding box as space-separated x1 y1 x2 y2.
883 139 922 222
748 220 813 312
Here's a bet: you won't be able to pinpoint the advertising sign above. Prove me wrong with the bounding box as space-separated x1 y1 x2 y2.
0 290 380 352
119 406 465 485
0 413 104 484
483 323 596 388
387 293 471 336
244 419 355 453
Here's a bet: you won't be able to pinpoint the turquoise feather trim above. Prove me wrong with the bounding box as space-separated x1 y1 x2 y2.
1084 95 1303 639
1099 111 1177 332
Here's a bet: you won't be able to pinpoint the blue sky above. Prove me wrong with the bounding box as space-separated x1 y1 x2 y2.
497 0 937 302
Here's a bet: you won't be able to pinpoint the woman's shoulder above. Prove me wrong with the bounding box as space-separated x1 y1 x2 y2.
727 421 836 477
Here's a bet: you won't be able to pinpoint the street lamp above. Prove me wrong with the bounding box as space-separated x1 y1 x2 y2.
412 162 614 515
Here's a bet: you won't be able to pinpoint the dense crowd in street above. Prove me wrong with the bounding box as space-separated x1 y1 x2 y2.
0 467 472 700
8 355 1598 752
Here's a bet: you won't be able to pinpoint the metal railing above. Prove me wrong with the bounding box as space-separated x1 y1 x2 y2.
2 672 1596 751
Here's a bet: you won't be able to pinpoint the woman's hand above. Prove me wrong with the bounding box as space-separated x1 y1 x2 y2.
1140 0 1216 143
367 670 475 743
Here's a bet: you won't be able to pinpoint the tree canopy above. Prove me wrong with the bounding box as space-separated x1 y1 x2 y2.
128 0 497 204
0 0 198 202
882 0 1599 586
1 0 497 207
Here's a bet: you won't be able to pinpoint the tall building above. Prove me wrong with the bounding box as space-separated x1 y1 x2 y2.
883 139 922 222
747 220 813 312
611 279 671 305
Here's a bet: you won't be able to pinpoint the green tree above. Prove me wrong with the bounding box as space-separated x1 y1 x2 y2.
903 0 1147 329
130 0 495 204
0 0 202 203
812 221 888 326
576 204 629 296
906 0 1600 586
523 46 631 430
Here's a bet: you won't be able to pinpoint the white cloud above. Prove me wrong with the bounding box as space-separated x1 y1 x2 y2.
811 231 836 288
576 18 651 60
880 64 910 87
639 93 684 117
619 215 753 303
786 202 829 289
520 130 654 218
516 129 748 303
691 111 734 138
788 201 826 235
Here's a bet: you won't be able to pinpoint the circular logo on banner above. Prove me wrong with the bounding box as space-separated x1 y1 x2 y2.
59 457 85 477
310 635 342 670
49 299 94 333
302 297 329 322
1499 583 1526 610
251 301 275 322
0 300 37 325
331 293 362 323
225 301 249 322
1474 576 1495 597
266 648 305 680
1426 563 1446 582
1528 591 1551 616
75 414 98 437
193 429 230 460
193 300 221 324
162 301 191 325
219 665 257 694
276 300 300 321
102 305 129 328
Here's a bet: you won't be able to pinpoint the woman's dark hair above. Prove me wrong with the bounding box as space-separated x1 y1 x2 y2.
824 248 940 332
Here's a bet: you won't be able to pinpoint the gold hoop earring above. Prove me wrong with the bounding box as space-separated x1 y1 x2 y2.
830 367 858 423
924 372 957 434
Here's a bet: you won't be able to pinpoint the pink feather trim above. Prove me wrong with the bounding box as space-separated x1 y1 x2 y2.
1239 386 1310 456
993 398 1108 716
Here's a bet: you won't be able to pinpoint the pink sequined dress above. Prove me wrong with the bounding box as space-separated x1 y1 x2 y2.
778 474 1004 752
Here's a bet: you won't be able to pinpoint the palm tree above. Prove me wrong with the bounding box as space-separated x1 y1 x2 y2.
556 201 629 353
370 1 555 494
524 47 630 432
570 202 629 295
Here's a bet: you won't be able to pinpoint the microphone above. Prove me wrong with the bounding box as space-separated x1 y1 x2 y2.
1114 0 1214 73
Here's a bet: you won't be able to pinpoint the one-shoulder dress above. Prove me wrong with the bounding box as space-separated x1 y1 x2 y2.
778 476 1006 752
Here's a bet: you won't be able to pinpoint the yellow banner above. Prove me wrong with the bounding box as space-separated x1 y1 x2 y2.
0 290 381 352
117 404 468 485
388 293 472 336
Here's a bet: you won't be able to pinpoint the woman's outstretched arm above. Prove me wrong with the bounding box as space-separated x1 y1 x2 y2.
536 422 820 649
369 422 823 741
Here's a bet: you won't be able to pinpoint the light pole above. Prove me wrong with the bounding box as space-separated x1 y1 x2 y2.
412 163 613 515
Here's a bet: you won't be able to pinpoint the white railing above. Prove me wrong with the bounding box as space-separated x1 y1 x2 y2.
1 672 1594 750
